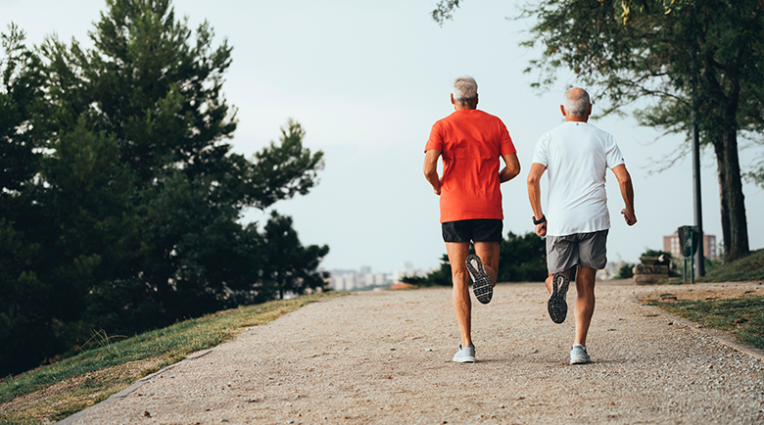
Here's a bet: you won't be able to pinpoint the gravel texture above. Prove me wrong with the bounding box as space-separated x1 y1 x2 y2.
64 282 764 424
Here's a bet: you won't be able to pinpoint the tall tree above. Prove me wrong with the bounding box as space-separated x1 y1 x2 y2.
261 211 329 300
1 0 328 376
433 0 762 262
38 0 325 324
0 25 56 375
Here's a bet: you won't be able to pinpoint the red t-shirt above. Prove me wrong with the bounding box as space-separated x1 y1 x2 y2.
424 109 516 223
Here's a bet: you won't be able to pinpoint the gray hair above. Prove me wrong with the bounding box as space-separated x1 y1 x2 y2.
452 76 478 105
563 87 591 117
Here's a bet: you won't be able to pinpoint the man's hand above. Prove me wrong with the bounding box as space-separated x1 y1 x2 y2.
621 208 637 226
434 187 441 195
535 222 547 237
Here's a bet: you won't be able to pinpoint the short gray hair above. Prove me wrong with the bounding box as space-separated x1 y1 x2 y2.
563 87 591 117
452 76 478 105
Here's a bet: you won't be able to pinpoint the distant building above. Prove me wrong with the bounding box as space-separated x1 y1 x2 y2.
663 231 717 260
343 273 356 290
374 273 386 285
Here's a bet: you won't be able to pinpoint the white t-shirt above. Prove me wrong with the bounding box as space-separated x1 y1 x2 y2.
532 121 625 236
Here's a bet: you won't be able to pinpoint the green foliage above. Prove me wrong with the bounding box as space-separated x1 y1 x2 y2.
639 249 672 265
403 232 547 286
649 295 764 349
0 1 327 377
431 0 463 25
520 0 760 262
613 263 635 279
261 211 330 299
497 231 548 282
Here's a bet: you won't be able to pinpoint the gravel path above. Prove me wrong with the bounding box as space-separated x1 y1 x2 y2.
64 282 764 424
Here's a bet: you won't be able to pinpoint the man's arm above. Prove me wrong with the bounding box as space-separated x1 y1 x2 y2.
612 164 637 226
499 153 521 183
423 149 442 195
526 162 547 236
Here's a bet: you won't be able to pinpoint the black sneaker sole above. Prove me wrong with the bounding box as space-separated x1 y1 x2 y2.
466 254 493 304
548 271 569 323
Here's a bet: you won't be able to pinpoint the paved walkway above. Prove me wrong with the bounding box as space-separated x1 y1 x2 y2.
64 282 764 424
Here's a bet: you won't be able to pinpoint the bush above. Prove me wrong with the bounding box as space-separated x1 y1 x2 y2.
613 263 634 279
405 232 547 286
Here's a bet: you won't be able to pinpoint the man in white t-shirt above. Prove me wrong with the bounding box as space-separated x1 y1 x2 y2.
526 87 637 365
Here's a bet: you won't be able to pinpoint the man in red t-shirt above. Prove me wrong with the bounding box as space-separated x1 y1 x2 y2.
423 76 521 363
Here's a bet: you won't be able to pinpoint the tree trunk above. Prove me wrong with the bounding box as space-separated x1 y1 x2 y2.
713 140 732 261
714 131 750 262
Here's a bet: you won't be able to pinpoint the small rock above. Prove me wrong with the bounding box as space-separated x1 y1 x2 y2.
667 322 674 325
424 348 432 352
285 402 293 407
287 421 294 424
143 411 151 418
610 401 615 406
221 420 229 423
708 365 714 369
696 324 703 328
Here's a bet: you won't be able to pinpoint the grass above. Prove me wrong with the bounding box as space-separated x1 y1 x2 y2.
0 291 344 425
698 248 764 283
648 295 764 350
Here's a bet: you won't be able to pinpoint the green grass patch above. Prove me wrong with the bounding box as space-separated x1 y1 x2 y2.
0 291 343 424
698 248 764 283
648 296 764 350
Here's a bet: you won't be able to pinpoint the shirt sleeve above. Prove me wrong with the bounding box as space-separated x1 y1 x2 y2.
531 133 549 166
424 121 444 153
605 134 625 169
498 120 517 155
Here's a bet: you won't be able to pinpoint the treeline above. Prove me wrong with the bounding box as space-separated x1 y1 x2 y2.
0 0 328 376
403 232 547 286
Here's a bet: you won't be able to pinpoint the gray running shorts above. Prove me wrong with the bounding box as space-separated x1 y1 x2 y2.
546 229 608 273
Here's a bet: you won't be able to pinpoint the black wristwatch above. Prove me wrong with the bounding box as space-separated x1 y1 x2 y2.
533 215 546 225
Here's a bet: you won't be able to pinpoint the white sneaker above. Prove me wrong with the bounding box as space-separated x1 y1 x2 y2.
570 344 591 365
452 344 476 363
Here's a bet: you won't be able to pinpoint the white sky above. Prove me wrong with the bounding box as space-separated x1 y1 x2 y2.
3 0 762 273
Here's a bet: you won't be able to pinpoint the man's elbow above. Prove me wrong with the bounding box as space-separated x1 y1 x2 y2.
526 173 539 187
511 163 522 179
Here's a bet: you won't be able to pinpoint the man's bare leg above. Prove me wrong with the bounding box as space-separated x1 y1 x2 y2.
473 242 500 285
446 242 472 347
574 265 597 347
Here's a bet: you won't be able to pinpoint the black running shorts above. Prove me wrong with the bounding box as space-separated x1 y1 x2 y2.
442 219 503 243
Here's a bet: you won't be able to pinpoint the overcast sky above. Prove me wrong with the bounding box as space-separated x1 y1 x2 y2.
3 0 762 273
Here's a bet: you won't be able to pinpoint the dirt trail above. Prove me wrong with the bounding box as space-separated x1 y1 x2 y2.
62 282 764 424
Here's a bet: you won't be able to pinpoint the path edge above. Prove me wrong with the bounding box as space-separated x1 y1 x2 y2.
54 349 214 425
636 296 764 362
